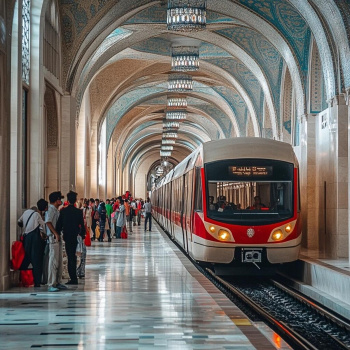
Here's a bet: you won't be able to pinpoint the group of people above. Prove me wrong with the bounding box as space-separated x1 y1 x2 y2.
208 195 267 211
18 190 85 292
17 190 153 291
79 193 152 241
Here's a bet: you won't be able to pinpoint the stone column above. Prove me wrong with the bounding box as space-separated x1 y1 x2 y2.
106 141 114 199
0 7 11 291
328 95 348 258
90 121 98 199
60 96 77 196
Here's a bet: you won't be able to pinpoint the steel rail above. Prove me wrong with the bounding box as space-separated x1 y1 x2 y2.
270 279 350 332
205 268 318 350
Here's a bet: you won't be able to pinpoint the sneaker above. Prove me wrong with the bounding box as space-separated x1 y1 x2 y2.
56 283 68 290
48 286 59 292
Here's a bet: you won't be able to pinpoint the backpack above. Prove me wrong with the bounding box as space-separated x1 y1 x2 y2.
93 208 100 220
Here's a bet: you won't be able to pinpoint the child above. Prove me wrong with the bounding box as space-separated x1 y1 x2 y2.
95 221 100 241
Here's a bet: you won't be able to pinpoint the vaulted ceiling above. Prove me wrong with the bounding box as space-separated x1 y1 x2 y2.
59 0 350 176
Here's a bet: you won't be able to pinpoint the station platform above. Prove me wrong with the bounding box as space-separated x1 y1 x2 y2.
0 224 290 350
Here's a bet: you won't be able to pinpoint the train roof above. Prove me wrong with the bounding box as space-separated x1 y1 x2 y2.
202 137 298 166
154 138 298 190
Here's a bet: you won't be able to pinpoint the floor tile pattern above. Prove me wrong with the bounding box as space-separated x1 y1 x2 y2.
1 224 289 349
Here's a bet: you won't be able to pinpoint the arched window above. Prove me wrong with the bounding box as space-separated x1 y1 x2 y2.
44 0 60 79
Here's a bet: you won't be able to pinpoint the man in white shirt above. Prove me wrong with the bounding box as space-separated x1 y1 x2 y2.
144 198 152 232
46 191 67 292
18 199 48 287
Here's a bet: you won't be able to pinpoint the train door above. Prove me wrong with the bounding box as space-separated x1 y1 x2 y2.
173 176 183 245
184 169 194 254
181 174 187 251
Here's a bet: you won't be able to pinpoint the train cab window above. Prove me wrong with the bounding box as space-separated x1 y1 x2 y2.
205 159 295 225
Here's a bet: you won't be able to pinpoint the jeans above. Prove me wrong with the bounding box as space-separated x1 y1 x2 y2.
144 212 152 231
116 226 122 238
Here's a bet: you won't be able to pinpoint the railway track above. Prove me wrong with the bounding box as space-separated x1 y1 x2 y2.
157 221 350 349
203 268 350 350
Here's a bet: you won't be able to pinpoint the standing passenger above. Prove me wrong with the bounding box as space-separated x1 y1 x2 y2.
124 199 132 233
144 198 152 232
56 191 85 285
98 202 107 242
17 199 48 287
115 199 126 239
46 191 67 292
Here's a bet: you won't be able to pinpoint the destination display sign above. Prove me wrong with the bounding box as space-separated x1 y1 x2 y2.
228 166 273 177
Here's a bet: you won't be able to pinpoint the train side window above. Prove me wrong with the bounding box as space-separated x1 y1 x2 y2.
194 167 202 211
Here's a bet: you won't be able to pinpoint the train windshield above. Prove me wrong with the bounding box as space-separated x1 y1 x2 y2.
205 159 295 225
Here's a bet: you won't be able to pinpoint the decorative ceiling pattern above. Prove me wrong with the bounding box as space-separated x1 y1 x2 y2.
55 0 350 183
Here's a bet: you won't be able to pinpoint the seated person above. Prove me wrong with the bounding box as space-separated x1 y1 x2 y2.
247 196 267 210
208 196 216 211
217 196 234 212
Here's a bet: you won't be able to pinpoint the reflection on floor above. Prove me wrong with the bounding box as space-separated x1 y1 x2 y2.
0 224 290 349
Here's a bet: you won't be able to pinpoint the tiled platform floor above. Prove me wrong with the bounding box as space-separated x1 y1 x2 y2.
0 223 290 349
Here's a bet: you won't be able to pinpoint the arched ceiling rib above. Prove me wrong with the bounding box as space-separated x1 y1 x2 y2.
60 0 348 181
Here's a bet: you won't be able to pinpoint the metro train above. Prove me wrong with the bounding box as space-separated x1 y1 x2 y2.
153 138 301 272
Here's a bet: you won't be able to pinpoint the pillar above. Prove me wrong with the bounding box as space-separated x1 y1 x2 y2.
60 95 77 196
327 95 348 258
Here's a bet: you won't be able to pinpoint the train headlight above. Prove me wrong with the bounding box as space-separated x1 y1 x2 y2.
218 229 230 241
271 229 284 241
209 225 216 233
285 224 292 233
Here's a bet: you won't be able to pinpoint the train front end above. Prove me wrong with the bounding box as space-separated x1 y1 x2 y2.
192 158 301 267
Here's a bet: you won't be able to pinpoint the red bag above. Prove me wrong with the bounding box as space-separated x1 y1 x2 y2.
20 270 34 287
11 240 25 270
121 225 128 239
84 230 91 247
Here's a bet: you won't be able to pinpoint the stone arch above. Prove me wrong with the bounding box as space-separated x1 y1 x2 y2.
43 83 59 198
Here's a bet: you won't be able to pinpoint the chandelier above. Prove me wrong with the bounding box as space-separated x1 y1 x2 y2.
163 131 178 138
165 109 187 120
161 145 174 151
168 73 193 92
163 120 180 129
167 0 206 32
162 138 176 145
160 150 172 157
172 46 199 71
167 97 187 108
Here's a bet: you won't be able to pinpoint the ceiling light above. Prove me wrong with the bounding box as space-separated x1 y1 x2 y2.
165 110 187 120
167 97 187 108
167 0 206 32
171 46 199 71
168 73 193 92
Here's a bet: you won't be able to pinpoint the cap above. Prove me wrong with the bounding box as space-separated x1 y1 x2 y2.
49 191 64 203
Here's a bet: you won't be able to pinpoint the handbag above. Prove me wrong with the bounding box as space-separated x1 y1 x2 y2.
121 225 128 239
11 240 25 270
20 270 34 287
84 229 91 247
